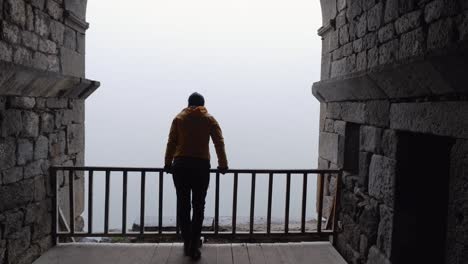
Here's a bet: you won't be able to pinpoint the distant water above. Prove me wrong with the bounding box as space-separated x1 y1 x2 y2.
79 171 319 233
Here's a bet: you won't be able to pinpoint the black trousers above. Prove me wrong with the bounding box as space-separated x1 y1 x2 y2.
172 159 210 244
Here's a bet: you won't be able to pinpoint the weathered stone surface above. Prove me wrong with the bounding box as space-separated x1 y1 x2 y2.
24 160 44 179
379 39 399 65
7 227 31 261
459 11 468 41
380 129 397 159
378 23 395 43
377 205 393 258
390 102 468 139
428 17 455 50
399 27 425 59
424 0 443 23
49 131 66 158
40 113 55 133
337 0 346 12
5 0 26 27
367 47 379 68
50 20 65 45
16 244 40 264
61 47 85 77
64 0 87 19
324 119 335 133
46 98 68 109
0 137 16 169
368 155 395 206
21 31 39 50
2 167 23 184
2 21 20 44
384 0 399 23
64 26 77 50
46 0 63 20
34 136 49 160
334 120 347 136
17 139 33 165
22 111 39 137
367 2 383 32
0 180 34 211
77 32 85 54
319 132 344 166
26 4 35 31
33 175 47 201
357 14 367 38
341 102 367 124
394 10 422 34
0 41 14 62
38 39 58 54
9 96 35 109
13 47 33 67
359 201 380 242
30 0 45 9
360 126 383 153
366 246 391 264
366 100 389 127
4 210 24 237
1 110 22 136
356 51 367 71
35 10 50 37
346 0 363 21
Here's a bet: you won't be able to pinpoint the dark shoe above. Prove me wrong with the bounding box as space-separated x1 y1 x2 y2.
184 240 191 256
190 247 201 261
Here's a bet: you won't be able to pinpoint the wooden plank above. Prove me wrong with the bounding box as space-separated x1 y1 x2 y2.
150 243 173 264
259 244 284 264
217 244 233 264
246 244 266 264
199 244 218 264
232 244 250 264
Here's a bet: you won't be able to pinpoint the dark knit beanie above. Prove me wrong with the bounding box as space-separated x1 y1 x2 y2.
188 92 205 106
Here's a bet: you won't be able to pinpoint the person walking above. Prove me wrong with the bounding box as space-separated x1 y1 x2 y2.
164 92 228 260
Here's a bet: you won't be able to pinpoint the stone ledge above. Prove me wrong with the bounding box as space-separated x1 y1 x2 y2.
312 46 468 102
0 60 99 99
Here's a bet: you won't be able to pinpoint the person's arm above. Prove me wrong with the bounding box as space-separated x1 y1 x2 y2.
210 117 228 169
164 118 178 167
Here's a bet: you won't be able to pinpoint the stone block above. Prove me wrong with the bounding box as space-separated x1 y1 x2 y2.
0 137 16 170
359 234 370 261
5 0 26 27
378 23 395 43
324 119 335 133
384 0 398 23
77 33 85 54
9 96 36 109
0 41 13 62
358 151 372 189
346 0 363 21
38 39 58 54
319 132 344 166
33 175 47 201
398 27 425 59
64 0 87 19
334 120 347 136
376 205 393 258
368 155 395 206
35 9 50 38
40 113 54 133
34 135 48 160
26 4 35 31
49 131 66 158
13 47 33 67
424 0 443 23
358 200 379 242
390 102 468 139
341 102 367 124
46 98 68 109
17 139 33 165
21 31 39 50
67 124 84 154
16 244 41 264
398 0 416 14
4 210 24 237
357 15 367 38
7 227 31 261
0 180 35 211
336 11 347 29
343 43 353 56
360 126 382 153
380 129 397 159
2 167 23 184
363 32 377 50
367 47 379 68
366 100 389 127
366 246 391 264
50 20 65 45
337 0 346 12
46 0 63 20
31 0 45 9
332 47 343 61
25 160 45 179
353 38 364 53
2 21 20 44
61 47 85 77
378 39 399 65
1 110 22 136
367 2 383 32
394 10 422 34
22 111 39 137
428 18 455 50
64 26 77 50
327 102 342 119
331 57 347 78
329 30 340 51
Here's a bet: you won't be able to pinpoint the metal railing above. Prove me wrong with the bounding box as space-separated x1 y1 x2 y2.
51 167 342 243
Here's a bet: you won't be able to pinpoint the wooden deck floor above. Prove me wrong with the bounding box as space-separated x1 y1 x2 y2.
34 242 347 264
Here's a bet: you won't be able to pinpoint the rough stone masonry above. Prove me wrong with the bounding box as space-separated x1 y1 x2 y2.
0 0 98 263
314 0 468 263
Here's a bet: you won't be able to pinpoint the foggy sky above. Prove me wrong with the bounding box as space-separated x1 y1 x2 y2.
84 0 323 169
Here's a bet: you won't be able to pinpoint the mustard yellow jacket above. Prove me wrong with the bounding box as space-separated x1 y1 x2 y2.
164 106 228 168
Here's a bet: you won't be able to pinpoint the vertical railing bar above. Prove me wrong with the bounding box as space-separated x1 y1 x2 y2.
284 173 291 234
333 171 343 246
122 171 128 234
249 173 256 237
68 169 75 235
214 172 220 235
51 167 58 244
301 173 308 233
104 170 110 234
267 173 273 235
158 171 163 234
232 173 238 236
140 171 146 235
88 170 94 235
317 173 325 233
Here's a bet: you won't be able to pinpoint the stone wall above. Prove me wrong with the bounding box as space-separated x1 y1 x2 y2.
0 96 85 264
313 0 468 263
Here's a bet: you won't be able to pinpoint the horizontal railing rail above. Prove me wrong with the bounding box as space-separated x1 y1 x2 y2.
51 166 342 243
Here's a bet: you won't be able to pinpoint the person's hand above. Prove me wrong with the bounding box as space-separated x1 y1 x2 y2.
217 166 229 174
164 164 173 174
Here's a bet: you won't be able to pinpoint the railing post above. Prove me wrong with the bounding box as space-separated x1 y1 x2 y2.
249 173 256 238
267 173 273 235
317 173 325 233
301 173 308 233
51 167 58 245
122 171 128 234
232 173 238 236
333 171 343 246
158 171 164 234
68 169 75 235
214 172 220 235
284 173 291 234
88 170 94 235
104 170 110 234
140 171 146 235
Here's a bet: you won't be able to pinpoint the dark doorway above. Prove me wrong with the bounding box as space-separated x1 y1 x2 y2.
392 132 453 263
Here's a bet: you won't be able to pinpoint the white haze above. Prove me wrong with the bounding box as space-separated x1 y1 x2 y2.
83 0 324 231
